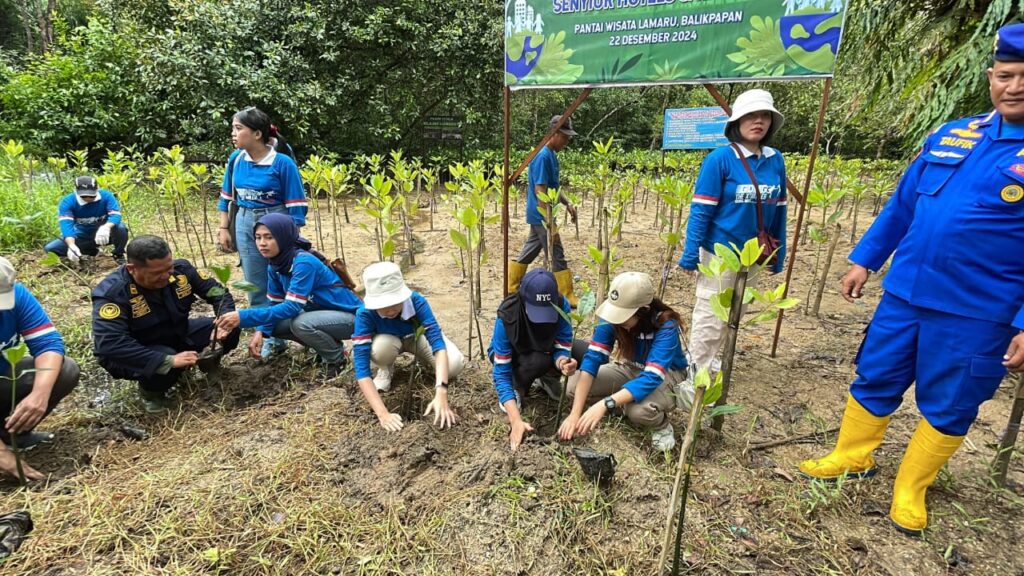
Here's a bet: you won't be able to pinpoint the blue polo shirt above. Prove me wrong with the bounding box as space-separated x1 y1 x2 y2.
351 292 448 380
679 144 788 273
525 145 560 225
580 320 687 402
218 148 308 226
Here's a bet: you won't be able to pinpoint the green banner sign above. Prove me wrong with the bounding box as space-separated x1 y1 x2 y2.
504 0 847 89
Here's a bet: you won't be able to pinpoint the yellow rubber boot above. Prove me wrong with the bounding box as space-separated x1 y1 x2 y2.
889 419 964 536
507 261 528 294
554 269 578 308
799 395 891 480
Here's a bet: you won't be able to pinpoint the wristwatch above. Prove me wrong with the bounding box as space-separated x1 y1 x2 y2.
603 396 616 411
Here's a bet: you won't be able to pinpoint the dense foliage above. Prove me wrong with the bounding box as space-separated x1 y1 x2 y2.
0 1 1018 160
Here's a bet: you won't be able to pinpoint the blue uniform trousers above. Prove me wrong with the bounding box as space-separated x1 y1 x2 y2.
852 292 1016 436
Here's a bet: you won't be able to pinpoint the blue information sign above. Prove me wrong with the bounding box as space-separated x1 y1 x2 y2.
662 107 730 150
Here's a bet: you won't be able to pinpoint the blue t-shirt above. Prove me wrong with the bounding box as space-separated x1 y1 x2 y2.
351 292 447 380
679 144 788 273
525 145 560 225
238 251 362 335
218 148 308 226
1 283 65 374
57 190 122 238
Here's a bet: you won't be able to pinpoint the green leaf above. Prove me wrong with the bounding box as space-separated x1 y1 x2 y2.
713 243 740 271
382 239 395 259
231 281 260 294
40 252 61 267
210 264 231 284
707 404 744 419
740 238 762 268
1 341 28 368
587 245 604 264
702 377 723 406
449 229 468 250
709 295 729 323
776 298 800 310
577 290 597 317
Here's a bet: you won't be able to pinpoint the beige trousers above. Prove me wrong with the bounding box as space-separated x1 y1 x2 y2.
567 362 682 429
370 333 465 380
689 247 761 371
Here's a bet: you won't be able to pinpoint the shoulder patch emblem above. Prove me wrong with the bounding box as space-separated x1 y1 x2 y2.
99 303 121 320
1012 164 1024 178
1001 184 1024 204
198 269 211 280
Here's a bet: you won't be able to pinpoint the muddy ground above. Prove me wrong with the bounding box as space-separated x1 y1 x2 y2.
1 186 1022 575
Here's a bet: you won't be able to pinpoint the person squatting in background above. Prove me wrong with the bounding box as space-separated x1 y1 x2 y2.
214 214 362 380
558 272 689 451
217 106 308 359
352 262 464 431
678 89 788 376
44 175 129 265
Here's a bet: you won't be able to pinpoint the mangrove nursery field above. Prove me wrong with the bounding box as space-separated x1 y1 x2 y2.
0 143 1022 575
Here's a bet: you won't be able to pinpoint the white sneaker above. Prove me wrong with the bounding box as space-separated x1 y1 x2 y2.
373 366 394 392
651 422 676 451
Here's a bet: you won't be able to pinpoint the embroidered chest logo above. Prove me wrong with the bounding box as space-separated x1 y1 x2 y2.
130 295 151 318
174 275 192 299
1001 185 1024 204
98 303 121 320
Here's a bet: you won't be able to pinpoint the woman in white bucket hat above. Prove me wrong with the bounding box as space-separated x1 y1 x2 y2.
677 88 789 375
351 262 464 431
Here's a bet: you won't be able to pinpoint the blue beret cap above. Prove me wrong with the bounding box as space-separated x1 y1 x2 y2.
994 23 1024 62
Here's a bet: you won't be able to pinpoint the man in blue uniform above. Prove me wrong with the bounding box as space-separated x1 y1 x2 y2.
507 115 580 306
0 257 80 480
800 23 1024 536
92 235 240 414
44 176 129 265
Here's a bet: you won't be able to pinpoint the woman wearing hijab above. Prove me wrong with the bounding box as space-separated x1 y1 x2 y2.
217 106 309 359
678 89 788 375
557 272 689 451
488 268 580 451
214 213 361 379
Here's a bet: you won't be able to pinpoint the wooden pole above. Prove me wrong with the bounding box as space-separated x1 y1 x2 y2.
771 77 833 357
991 373 1024 486
503 86 512 297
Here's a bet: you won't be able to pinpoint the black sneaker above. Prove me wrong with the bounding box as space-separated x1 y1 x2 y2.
113 255 126 265
323 360 347 380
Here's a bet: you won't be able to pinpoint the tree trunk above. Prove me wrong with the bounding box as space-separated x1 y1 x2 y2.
712 268 748 432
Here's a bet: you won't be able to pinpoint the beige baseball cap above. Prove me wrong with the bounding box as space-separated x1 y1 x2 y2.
596 272 654 325
0 257 16 311
362 261 413 310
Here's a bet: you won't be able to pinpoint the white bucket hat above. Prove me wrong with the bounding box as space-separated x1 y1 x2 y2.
362 262 412 310
725 89 784 140
596 272 654 325
0 257 15 311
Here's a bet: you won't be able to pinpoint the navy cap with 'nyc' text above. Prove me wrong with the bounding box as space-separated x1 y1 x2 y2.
520 268 559 324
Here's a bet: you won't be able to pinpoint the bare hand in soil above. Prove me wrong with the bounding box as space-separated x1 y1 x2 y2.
378 412 404 432
840 264 869 303
576 403 607 437
558 413 581 441
558 357 578 376
0 447 43 481
171 351 199 369
248 332 264 359
424 394 458 429
215 311 240 333
5 391 48 435
509 419 534 451
1004 333 1024 371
